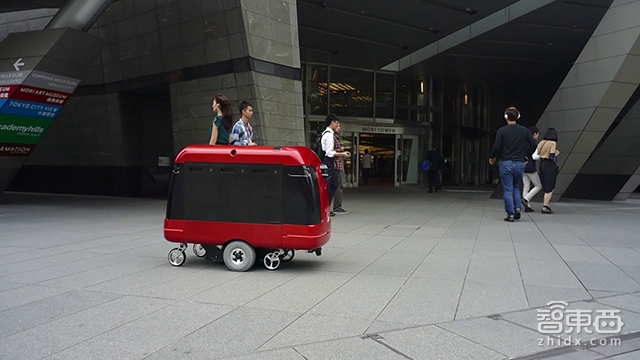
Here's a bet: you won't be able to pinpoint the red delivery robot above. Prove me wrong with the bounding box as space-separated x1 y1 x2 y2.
163 145 332 271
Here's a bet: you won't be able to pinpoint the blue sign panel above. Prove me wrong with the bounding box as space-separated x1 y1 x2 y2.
0 99 62 119
0 99 6 110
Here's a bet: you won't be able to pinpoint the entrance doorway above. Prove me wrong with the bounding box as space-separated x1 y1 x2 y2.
359 133 395 187
339 132 422 188
337 123 425 188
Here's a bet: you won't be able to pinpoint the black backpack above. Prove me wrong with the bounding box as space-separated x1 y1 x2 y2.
312 129 330 160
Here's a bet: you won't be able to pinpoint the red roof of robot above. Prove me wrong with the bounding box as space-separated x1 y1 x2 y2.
174 145 322 166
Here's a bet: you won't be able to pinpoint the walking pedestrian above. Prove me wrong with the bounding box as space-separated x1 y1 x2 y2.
320 114 350 215
362 149 372 185
536 128 560 214
521 126 542 212
489 107 537 222
332 123 348 215
425 146 446 192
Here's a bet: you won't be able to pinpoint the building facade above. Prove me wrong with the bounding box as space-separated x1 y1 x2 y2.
0 0 638 200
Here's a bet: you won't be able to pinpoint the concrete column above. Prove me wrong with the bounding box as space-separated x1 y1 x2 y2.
533 0 640 200
562 87 640 200
238 0 304 147
617 162 640 200
170 0 304 153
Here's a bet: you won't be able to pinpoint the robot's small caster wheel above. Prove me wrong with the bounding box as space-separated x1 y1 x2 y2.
193 244 206 257
264 252 281 270
222 241 256 272
279 249 295 262
168 248 186 267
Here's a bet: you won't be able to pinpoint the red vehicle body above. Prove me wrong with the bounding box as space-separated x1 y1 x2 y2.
164 144 331 271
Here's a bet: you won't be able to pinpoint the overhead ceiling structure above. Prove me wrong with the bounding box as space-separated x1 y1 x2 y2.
297 0 520 69
402 0 613 86
298 0 613 88
2 0 613 89
0 0 68 13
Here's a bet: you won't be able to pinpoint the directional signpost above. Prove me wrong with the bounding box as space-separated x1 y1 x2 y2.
0 61 34 157
0 56 80 157
13 58 24 71
0 27 107 192
0 69 82 150
10 85 71 106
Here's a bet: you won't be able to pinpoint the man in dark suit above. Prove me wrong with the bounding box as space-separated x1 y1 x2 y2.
425 147 446 192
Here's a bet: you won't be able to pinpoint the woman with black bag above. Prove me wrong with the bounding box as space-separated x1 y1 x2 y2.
534 128 560 214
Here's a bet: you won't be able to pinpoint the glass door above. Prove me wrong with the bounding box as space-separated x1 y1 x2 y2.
395 135 420 186
395 136 401 187
341 131 359 188
402 135 420 184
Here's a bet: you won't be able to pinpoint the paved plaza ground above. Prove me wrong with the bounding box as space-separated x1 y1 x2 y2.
1 187 640 359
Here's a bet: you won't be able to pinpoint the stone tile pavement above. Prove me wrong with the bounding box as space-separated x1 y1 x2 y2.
1 187 640 359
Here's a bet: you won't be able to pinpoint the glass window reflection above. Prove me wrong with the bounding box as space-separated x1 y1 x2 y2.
376 72 394 119
396 74 419 121
329 66 373 118
306 65 328 115
307 120 326 147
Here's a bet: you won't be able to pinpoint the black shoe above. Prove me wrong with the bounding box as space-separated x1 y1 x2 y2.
330 211 335 217
522 199 533 212
541 206 553 214
514 209 521 220
504 216 514 222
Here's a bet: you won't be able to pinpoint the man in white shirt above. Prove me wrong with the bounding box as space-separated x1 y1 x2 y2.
321 114 350 213
362 149 372 185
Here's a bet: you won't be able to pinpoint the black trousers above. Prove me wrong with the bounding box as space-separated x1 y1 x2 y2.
323 157 338 202
362 168 371 184
427 170 441 191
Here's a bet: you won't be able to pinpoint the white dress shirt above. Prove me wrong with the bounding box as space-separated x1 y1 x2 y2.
362 154 372 168
321 127 336 158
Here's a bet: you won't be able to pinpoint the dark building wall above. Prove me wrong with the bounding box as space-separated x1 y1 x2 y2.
488 0 640 202
531 0 640 199
503 69 568 131
489 90 506 134
8 88 174 197
6 0 304 197
486 76 560 143
487 72 567 196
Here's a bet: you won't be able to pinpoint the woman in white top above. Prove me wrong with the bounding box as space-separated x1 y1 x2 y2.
535 128 560 214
